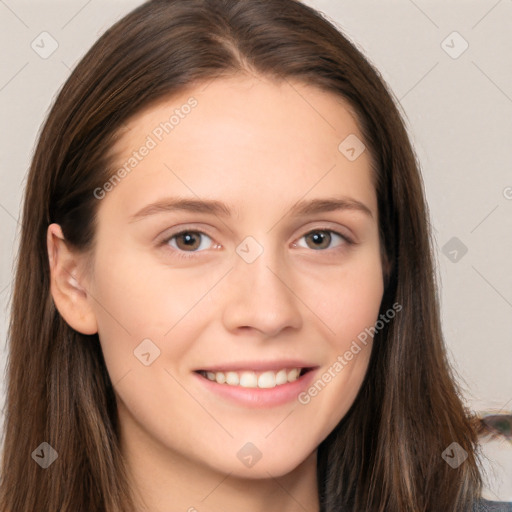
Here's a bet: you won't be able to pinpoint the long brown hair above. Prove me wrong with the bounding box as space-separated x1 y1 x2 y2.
0 0 487 510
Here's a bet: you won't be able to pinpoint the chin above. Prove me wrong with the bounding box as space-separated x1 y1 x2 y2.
205 443 317 479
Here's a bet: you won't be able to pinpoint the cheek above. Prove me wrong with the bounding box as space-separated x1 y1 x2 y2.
88 241 221 378
295 246 383 429
299 305 380 449
307 246 384 347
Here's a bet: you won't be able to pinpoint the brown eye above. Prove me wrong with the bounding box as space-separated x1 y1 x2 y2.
164 231 214 254
304 230 332 250
174 232 201 251
299 229 350 251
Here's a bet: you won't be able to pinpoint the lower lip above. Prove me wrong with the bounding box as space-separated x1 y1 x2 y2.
192 369 318 408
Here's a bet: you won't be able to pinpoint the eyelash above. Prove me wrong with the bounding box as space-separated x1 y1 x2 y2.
159 227 354 261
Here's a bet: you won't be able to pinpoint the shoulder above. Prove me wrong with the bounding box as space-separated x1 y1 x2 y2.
473 499 512 511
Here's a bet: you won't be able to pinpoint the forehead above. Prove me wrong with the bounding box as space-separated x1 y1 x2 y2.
102 75 376 219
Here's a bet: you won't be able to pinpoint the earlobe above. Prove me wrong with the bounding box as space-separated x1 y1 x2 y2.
47 223 98 335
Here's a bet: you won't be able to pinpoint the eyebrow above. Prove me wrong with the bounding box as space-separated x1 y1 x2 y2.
128 196 374 222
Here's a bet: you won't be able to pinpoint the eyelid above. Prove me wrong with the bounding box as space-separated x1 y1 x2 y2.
156 224 217 246
293 228 353 249
158 224 355 259
158 228 217 258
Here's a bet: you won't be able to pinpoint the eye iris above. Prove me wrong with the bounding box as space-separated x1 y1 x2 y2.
306 231 331 250
172 230 336 252
176 232 200 251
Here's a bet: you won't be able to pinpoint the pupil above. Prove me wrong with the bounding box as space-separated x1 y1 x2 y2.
181 233 199 249
309 231 329 249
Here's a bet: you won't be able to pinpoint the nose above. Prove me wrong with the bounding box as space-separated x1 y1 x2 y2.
221 245 303 338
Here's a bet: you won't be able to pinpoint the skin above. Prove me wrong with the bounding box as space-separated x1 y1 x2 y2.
47 74 384 512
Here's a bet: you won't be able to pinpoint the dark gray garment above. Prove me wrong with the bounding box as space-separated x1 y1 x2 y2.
473 499 512 511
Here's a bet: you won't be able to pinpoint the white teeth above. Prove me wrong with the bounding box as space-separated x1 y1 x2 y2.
275 369 288 385
287 368 300 381
202 367 304 388
258 371 276 389
225 371 239 385
239 371 258 388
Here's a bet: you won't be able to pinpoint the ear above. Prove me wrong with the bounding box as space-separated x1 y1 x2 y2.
47 223 98 335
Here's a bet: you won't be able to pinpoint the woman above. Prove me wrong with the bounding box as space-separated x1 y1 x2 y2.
1 0 510 510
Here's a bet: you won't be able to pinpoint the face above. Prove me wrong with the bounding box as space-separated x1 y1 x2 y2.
81 75 384 479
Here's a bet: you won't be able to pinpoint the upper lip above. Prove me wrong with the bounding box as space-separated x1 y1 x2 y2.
195 360 318 372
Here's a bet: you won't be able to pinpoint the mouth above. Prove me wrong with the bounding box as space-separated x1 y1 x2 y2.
195 367 314 389
192 362 319 408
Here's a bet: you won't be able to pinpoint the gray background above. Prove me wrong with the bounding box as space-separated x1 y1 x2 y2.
0 0 511 501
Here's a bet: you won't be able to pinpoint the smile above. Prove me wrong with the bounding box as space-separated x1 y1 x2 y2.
196 367 310 388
